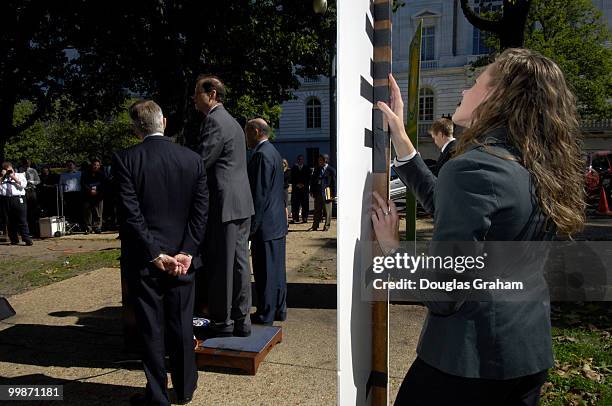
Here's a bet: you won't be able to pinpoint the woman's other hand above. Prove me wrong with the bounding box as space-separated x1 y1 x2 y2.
372 191 400 255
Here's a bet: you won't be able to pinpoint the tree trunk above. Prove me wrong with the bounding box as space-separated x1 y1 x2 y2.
460 0 532 50
0 98 17 164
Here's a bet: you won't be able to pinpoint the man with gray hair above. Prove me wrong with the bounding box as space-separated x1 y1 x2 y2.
245 118 288 325
114 99 208 406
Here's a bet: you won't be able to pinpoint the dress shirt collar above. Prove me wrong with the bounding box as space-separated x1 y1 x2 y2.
252 138 268 152
208 103 222 114
440 137 456 153
143 132 164 140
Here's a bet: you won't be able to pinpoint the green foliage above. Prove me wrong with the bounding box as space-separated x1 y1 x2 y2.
525 0 612 118
470 0 612 119
234 94 282 140
5 100 138 165
1 1 336 159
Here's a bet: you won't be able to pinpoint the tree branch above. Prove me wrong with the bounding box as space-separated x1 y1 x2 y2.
13 107 44 135
460 0 500 34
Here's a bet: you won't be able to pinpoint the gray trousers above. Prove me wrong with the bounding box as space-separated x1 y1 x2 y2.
206 217 252 331
84 200 103 230
312 194 331 229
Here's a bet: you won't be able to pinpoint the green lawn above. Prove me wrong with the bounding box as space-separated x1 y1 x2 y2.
542 303 612 405
0 249 120 296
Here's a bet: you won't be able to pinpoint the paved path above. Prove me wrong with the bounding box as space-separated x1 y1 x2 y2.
0 265 426 405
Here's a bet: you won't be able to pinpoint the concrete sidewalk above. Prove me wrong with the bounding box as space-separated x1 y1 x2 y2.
0 266 426 405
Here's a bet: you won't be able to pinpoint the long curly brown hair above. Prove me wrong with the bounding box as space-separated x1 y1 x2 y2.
455 48 585 236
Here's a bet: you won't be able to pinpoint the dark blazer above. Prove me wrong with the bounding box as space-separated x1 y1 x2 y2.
290 164 311 193
311 164 336 198
395 128 554 379
247 140 288 241
432 138 456 176
195 104 254 223
81 170 107 202
113 136 209 277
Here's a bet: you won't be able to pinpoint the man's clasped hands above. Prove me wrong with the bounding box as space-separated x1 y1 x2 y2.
152 253 192 276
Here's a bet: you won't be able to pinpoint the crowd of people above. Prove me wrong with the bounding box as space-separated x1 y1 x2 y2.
0 157 115 245
286 153 336 231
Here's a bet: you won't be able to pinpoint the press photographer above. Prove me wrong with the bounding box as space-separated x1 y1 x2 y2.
0 162 33 246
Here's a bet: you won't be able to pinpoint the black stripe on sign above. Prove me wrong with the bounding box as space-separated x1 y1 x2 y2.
373 110 389 173
360 76 373 104
373 85 389 104
364 128 373 148
372 61 391 80
365 370 388 399
369 0 375 19
374 2 391 20
373 28 390 47
365 15 374 46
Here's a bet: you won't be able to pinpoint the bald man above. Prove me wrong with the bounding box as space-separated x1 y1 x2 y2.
245 118 288 325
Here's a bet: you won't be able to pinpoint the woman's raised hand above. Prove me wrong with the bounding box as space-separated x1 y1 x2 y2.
377 74 415 158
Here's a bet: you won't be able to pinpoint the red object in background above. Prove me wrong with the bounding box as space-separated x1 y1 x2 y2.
585 168 600 192
585 151 612 207
596 185 612 215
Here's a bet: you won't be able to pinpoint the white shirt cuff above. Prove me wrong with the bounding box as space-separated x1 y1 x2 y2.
394 151 418 167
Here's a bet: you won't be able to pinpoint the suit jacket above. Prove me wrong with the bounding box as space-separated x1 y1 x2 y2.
195 105 254 223
433 139 456 176
310 164 336 199
113 136 209 279
290 164 311 193
247 140 288 241
81 170 107 202
395 128 554 379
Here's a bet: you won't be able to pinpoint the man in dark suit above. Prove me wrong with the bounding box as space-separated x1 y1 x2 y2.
310 154 336 231
245 119 288 325
428 118 456 176
290 154 310 223
114 100 208 406
192 75 254 337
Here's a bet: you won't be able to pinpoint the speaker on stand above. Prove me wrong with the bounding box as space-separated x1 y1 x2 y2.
0 297 16 320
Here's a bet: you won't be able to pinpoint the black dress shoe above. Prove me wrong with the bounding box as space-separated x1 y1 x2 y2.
274 312 287 322
24 240 33 246
129 393 150 406
250 314 273 326
202 329 233 339
202 322 234 339
176 395 193 405
233 319 251 337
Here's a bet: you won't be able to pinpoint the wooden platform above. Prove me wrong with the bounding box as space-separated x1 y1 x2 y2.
195 326 282 375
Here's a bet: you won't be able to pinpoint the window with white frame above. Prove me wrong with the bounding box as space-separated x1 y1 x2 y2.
306 98 322 129
421 25 435 61
418 88 435 137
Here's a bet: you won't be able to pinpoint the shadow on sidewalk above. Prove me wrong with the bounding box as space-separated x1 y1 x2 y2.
0 373 139 405
0 306 141 370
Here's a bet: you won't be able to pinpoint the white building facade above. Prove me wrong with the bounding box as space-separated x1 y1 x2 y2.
275 0 611 163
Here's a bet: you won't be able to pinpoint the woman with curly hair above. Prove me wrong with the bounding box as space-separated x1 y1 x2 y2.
372 48 585 405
